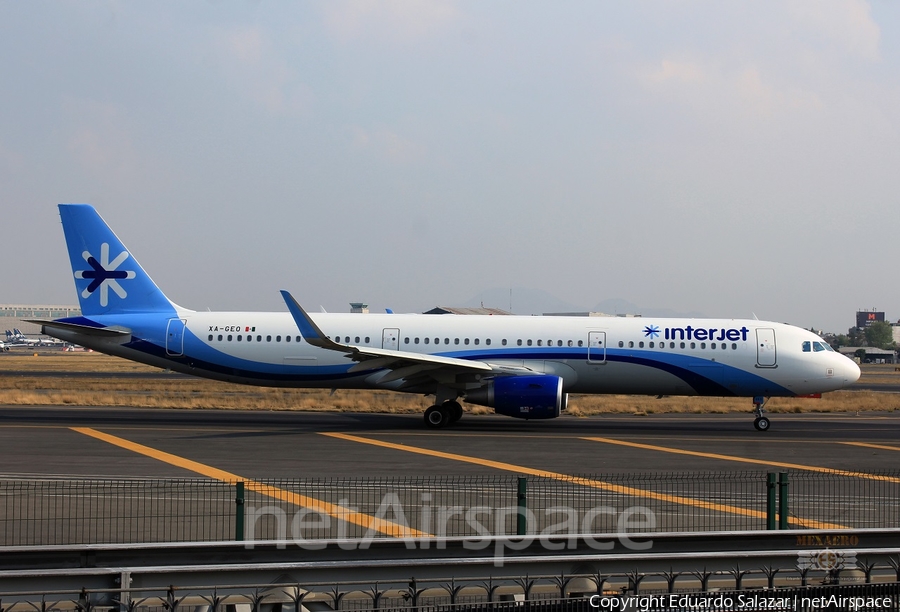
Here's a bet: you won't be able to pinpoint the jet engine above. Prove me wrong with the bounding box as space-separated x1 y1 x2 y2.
466 375 567 420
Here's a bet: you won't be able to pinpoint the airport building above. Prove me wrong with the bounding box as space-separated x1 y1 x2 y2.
544 311 643 317
0 304 80 336
838 346 896 364
424 306 512 315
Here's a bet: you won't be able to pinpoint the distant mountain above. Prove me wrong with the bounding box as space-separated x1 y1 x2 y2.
461 288 706 318
462 287 583 315
592 298 706 319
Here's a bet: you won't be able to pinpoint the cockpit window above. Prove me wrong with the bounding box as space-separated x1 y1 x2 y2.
804 340 834 353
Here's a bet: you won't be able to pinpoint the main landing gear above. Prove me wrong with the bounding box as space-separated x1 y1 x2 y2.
753 396 771 432
424 400 464 429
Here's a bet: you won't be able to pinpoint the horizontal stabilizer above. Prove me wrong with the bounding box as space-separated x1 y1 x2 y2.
25 319 132 338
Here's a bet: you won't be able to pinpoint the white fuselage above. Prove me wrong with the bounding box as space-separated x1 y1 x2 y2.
57 310 860 400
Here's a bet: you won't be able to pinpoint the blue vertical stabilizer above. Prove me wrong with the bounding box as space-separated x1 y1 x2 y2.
58 204 176 316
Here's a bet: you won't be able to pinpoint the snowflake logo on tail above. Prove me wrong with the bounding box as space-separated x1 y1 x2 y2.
74 243 136 306
643 325 660 339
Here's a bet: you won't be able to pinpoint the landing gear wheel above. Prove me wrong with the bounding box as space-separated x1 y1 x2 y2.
754 416 771 432
445 401 463 424
424 405 449 429
752 397 771 432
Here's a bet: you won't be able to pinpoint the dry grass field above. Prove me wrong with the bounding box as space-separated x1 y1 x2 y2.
1 350 898 415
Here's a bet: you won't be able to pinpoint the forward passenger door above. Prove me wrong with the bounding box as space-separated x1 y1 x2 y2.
756 328 777 367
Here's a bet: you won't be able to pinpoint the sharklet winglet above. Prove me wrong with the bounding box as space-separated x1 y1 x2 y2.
280 290 356 354
279 291 492 375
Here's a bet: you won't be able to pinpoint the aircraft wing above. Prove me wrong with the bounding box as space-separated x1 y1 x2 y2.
280 291 495 386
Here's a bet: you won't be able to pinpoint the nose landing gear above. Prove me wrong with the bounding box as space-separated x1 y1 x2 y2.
753 396 771 431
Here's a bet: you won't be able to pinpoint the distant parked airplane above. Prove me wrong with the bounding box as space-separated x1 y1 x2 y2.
6 330 34 346
32 204 860 431
12 328 41 346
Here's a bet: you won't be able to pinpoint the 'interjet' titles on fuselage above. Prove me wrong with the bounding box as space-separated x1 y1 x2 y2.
662 326 751 342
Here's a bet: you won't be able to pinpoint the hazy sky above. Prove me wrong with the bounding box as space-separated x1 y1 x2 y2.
3 1 898 333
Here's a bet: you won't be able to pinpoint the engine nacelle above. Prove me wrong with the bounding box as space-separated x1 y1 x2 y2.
466 375 567 420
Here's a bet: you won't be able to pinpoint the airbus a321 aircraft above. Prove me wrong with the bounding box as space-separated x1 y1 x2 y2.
32 205 860 432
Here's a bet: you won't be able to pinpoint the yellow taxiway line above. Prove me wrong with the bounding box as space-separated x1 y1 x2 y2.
582 437 900 484
71 427 427 538
842 441 900 453
322 432 847 529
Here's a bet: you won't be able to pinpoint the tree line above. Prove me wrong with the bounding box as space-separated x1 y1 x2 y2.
826 321 896 351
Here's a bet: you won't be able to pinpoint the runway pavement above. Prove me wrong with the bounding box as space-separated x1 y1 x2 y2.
2 405 899 479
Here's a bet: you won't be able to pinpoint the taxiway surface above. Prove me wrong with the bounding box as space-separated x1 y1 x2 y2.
1 405 899 479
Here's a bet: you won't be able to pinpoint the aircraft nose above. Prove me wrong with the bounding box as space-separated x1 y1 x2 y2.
843 357 861 385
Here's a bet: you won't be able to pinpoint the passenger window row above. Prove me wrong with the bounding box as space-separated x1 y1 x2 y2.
208 334 301 343
618 340 738 350
207 334 741 351
404 337 492 346
328 336 371 344
400 337 586 348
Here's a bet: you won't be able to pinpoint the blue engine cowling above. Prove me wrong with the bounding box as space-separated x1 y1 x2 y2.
465 375 567 420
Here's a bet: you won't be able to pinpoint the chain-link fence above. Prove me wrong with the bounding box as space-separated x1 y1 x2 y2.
2 470 898 545
0 477 234 545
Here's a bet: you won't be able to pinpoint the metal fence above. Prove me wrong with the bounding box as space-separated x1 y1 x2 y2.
0 478 234 545
1 578 899 612
2 470 899 546
790 470 900 530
